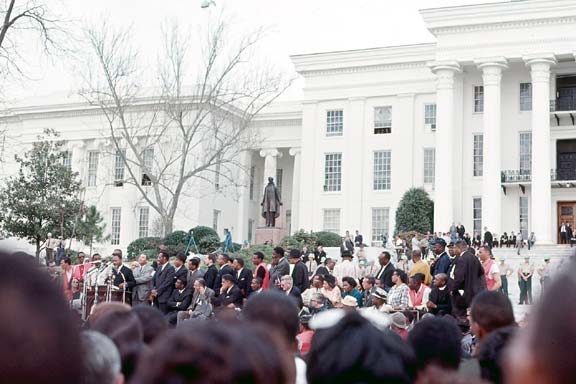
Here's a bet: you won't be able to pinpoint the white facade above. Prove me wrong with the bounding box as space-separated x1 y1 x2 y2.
3 0 576 251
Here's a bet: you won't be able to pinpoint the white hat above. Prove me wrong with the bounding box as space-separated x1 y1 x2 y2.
341 295 359 308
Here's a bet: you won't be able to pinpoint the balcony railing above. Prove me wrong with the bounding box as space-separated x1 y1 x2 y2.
502 169 576 183
550 98 576 112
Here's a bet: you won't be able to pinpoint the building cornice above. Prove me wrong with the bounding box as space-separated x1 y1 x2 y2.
421 0 576 36
291 43 436 76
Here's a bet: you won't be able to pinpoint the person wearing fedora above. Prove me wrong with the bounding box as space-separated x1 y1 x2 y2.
333 250 359 285
363 287 390 313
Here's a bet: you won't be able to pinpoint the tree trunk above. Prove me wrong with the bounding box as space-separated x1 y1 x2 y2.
163 216 174 237
36 239 40 263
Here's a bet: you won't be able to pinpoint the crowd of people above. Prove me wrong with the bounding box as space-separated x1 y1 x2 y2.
3 231 575 384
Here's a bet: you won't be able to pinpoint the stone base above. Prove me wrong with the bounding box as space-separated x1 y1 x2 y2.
255 227 288 245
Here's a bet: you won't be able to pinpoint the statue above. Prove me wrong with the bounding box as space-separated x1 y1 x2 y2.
261 177 282 227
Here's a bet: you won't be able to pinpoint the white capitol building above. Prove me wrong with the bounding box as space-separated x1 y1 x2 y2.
2 0 576 253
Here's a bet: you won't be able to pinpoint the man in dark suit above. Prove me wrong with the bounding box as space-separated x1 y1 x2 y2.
375 251 395 291
203 254 218 290
288 249 309 293
232 257 252 300
269 246 289 288
215 274 243 308
450 240 487 317
354 230 363 247
456 223 466 239
483 227 493 248
152 251 175 314
173 253 188 288
430 238 451 275
340 234 354 255
426 273 452 316
111 251 136 304
214 253 235 296
186 256 205 288
165 278 192 325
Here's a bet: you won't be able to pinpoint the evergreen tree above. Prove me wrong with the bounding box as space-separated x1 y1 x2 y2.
76 205 109 254
394 188 434 234
0 130 82 260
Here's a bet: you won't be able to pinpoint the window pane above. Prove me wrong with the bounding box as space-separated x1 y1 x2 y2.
114 149 126 183
324 153 342 192
423 148 435 185
519 197 529 239
519 132 532 174
473 134 483 177
424 104 437 131
62 151 72 170
373 151 391 190
142 148 154 186
374 106 392 134
326 110 343 136
371 208 389 245
473 198 482 237
87 151 99 187
138 207 149 238
520 83 532 111
474 86 484 113
323 209 341 234
111 208 121 245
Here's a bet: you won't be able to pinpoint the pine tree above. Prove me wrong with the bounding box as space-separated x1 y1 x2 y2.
394 188 434 234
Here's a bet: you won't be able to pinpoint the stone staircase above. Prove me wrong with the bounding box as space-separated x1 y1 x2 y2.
491 244 575 262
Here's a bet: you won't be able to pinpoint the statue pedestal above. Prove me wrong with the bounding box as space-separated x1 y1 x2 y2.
255 227 288 246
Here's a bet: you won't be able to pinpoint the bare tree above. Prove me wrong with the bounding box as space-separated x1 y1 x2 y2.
0 0 65 84
80 18 290 236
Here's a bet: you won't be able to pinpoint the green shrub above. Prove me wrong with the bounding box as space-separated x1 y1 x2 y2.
313 231 342 247
163 230 189 255
188 226 221 255
292 229 318 250
127 237 163 260
280 235 300 251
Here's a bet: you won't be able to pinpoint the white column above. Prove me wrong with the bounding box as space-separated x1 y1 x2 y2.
430 62 461 232
476 58 508 236
259 148 282 187
289 148 301 233
525 54 556 244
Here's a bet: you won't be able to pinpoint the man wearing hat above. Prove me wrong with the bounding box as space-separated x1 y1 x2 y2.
364 287 390 313
288 249 310 293
390 312 408 339
498 256 513 296
430 238 450 276
537 256 552 293
333 249 359 285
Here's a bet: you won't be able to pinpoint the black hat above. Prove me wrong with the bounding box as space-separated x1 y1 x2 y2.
341 250 353 258
324 274 336 285
431 238 447 247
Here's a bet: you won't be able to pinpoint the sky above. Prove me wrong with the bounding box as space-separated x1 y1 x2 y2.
5 0 504 102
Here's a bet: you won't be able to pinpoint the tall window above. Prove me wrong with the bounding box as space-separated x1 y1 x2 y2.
519 197 529 239
473 134 484 177
473 198 482 237
87 151 99 187
249 166 255 200
247 219 254 243
371 208 390 245
474 86 484 113
111 208 121 245
276 168 283 196
323 209 341 234
424 103 437 131
212 210 220 232
62 151 72 170
373 151 391 190
519 132 532 174
114 149 126 186
423 148 435 185
374 106 392 134
326 110 343 137
324 153 342 192
138 207 149 238
141 148 154 186
520 83 532 111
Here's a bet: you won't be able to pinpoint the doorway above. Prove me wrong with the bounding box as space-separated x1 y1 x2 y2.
556 140 576 181
557 201 576 243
